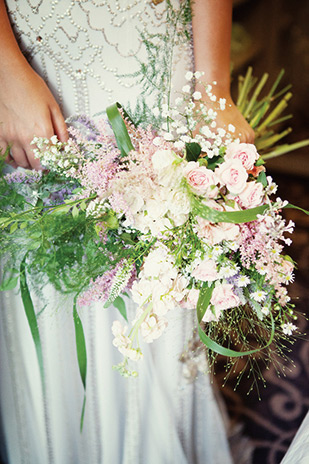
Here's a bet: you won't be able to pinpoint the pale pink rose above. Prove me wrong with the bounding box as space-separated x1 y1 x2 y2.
171 275 189 302
140 313 168 343
210 284 241 311
183 162 219 198
192 259 219 282
186 288 200 308
216 222 240 242
225 142 259 171
215 159 248 194
237 181 264 208
196 217 226 245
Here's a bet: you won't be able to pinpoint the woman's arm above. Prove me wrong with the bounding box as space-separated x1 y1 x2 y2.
0 0 67 169
191 0 255 143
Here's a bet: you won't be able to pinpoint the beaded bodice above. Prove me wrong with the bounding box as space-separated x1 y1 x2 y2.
5 0 193 118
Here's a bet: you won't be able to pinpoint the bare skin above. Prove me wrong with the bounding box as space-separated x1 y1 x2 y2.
0 0 253 170
0 0 68 169
191 0 255 143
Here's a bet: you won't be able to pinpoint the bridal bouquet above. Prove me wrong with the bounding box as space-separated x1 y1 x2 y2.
0 71 308 387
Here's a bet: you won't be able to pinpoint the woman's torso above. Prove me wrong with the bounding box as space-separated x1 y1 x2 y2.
5 0 193 117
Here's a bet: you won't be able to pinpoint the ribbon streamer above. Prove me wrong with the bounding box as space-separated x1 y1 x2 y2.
196 285 275 357
73 298 87 431
20 257 45 389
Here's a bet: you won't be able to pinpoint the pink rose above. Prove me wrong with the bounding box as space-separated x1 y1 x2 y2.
196 217 226 245
215 159 248 194
210 284 240 311
237 181 264 208
216 222 240 242
184 162 218 198
186 288 200 308
225 142 259 171
192 259 219 282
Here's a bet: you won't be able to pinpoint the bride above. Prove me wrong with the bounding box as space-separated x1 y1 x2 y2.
0 1 254 463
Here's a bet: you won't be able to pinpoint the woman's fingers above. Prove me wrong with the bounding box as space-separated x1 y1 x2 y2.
0 66 67 171
25 143 42 170
10 143 31 169
50 104 68 143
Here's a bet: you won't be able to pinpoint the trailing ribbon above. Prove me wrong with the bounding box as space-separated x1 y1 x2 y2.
106 103 134 157
196 285 275 357
73 297 87 432
193 199 309 225
20 257 45 390
192 198 269 224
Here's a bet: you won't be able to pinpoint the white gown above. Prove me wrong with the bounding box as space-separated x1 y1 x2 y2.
281 412 309 464
0 2 233 463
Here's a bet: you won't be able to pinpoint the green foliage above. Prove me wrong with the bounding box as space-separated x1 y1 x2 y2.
237 68 309 158
185 142 201 162
122 0 192 126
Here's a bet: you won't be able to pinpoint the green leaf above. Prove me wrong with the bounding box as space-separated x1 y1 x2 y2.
113 296 128 321
20 257 45 387
255 157 265 166
73 299 87 432
285 203 309 216
10 222 18 234
73 301 87 389
257 171 267 187
20 222 28 230
0 275 19 291
106 103 134 157
185 142 201 162
80 201 87 212
52 205 72 215
196 284 214 322
72 187 83 195
206 155 224 171
72 205 79 218
35 198 44 210
28 240 41 250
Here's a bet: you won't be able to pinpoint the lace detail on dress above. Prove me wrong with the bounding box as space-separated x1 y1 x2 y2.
5 0 193 118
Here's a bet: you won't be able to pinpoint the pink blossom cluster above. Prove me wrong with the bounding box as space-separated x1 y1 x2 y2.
78 261 135 307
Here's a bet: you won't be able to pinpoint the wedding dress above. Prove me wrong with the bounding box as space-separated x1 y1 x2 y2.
0 2 233 463
281 412 309 464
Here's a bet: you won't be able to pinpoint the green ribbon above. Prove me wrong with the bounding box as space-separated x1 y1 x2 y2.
192 198 269 224
106 103 134 157
196 285 275 357
73 298 87 432
286 203 309 216
20 257 45 389
192 199 309 225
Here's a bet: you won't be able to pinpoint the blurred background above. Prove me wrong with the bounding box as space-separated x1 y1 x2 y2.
218 1 309 463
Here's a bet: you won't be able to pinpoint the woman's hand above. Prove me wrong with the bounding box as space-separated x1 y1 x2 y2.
214 95 255 144
0 65 68 170
0 0 67 170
